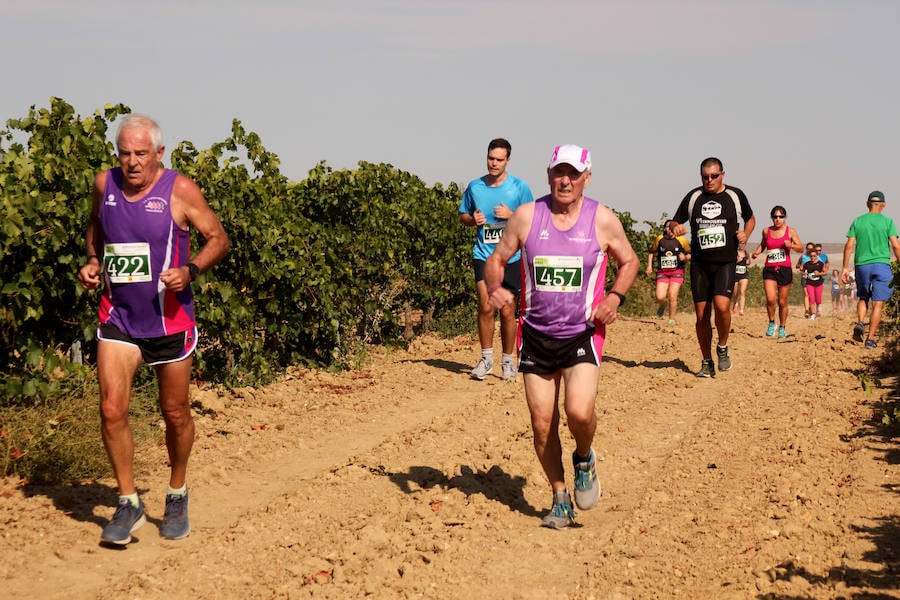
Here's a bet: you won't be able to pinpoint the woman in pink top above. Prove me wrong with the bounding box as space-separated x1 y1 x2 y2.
751 205 803 338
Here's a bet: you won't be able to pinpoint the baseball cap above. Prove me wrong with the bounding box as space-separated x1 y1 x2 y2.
548 144 592 173
868 190 885 203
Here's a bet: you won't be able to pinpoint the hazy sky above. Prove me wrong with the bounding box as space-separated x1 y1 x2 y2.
2 0 898 243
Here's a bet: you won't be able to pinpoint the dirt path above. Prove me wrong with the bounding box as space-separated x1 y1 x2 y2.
2 306 897 599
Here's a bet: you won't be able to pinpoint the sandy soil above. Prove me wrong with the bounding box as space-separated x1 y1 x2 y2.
2 306 898 599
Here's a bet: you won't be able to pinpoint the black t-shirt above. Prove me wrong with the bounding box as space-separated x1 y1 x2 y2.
803 259 826 286
673 185 753 264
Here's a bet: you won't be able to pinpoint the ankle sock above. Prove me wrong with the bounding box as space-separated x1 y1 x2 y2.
167 484 187 497
481 348 493 362
120 492 140 508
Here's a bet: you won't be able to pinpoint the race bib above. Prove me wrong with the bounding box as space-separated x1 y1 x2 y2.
659 254 678 269
808 272 820 281
483 222 505 245
104 242 152 284
766 248 786 263
533 256 583 292
735 264 747 275
697 226 726 250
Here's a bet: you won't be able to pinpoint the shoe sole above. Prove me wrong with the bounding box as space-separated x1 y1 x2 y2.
540 518 570 530
853 328 864 342
161 524 191 540
100 513 147 545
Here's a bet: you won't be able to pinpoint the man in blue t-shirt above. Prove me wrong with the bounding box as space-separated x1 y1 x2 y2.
459 138 533 381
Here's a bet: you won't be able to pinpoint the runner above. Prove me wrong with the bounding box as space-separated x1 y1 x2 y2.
830 269 844 313
645 219 690 324
671 157 755 378
841 190 900 349
484 144 639 529
77 114 230 545
731 248 749 316
796 242 815 317
750 205 803 338
459 138 534 380
802 248 827 319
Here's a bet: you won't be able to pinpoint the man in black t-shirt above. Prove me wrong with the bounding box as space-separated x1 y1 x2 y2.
672 157 755 378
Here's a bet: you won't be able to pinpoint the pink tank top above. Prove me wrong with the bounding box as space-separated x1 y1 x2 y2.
763 226 792 268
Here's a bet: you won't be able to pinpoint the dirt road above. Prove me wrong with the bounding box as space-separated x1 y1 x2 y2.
2 306 897 599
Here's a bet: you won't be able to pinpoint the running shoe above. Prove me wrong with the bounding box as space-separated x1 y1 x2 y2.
470 358 493 380
160 491 191 540
572 450 600 510
864 339 877 350
100 498 146 545
853 321 865 343
766 321 776 337
809 313 817 320
778 326 786 338
500 359 516 381
656 305 666 319
697 359 715 378
666 319 676 325
716 345 731 372
541 489 577 530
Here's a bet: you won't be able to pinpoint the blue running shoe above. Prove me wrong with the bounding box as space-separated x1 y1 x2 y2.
778 326 786 338
160 491 191 540
100 498 146 545
864 339 877 350
766 322 776 337
853 322 865 343
541 489 576 529
573 450 600 510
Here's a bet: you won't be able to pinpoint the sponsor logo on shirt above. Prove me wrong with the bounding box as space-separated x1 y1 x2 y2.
144 197 168 214
105 194 117 206
701 201 722 219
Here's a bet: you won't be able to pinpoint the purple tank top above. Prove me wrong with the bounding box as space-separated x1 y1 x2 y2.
521 196 608 338
98 168 195 338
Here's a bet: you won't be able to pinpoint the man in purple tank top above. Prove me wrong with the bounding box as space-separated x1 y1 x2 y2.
77 115 229 546
485 145 639 529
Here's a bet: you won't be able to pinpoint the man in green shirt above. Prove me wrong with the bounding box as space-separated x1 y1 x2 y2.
841 191 900 349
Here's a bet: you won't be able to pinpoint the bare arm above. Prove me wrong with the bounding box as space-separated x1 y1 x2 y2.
161 175 230 292
890 236 900 261
77 172 107 290
485 203 533 309
841 237 855 283
750 228 767 260
592 205 639 325
738 214 756 246
459 209 485 227
787 228 803 252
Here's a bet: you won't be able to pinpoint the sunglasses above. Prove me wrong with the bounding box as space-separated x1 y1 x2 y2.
701 173 722 182
772 214 786 219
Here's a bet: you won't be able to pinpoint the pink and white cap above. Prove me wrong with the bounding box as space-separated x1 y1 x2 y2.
548 144 592 173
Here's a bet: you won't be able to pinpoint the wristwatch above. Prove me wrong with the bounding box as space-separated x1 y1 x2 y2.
186 262 200 281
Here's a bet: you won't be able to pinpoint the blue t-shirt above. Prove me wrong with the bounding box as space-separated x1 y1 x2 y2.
459 173 533 262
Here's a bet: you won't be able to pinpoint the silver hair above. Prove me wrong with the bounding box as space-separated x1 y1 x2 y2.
116 114 163 151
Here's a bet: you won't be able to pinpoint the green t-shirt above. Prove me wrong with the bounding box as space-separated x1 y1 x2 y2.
847 212 899 265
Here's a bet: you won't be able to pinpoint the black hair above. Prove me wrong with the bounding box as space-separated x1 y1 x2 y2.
488 138 512 159
700 157 723 171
